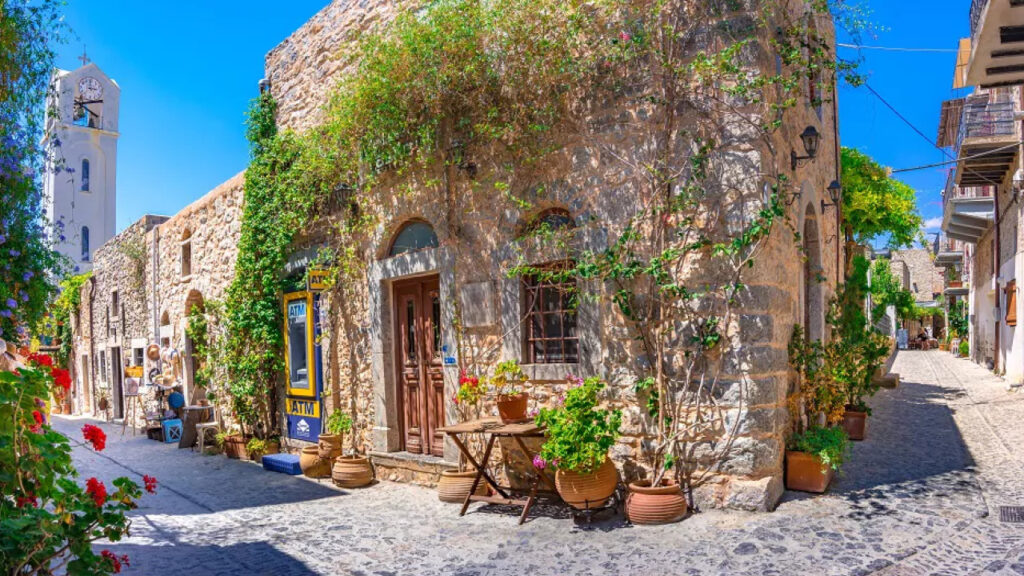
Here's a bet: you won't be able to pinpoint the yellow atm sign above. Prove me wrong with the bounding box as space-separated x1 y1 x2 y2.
286 398 320 419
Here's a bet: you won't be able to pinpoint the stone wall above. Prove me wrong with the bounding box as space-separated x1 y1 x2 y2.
70 0 843 512
263 0 843 511
891 248 942 302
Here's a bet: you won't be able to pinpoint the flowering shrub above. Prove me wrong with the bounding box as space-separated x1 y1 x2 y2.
489 360 526 398
0 366 154 574
534 376 621 474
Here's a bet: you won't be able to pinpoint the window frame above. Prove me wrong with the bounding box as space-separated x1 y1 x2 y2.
520 262 579 365
180 230 193 278
80 158 90 192
386 220 438 258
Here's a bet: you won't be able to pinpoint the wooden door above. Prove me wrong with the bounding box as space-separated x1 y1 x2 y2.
393 276 445 456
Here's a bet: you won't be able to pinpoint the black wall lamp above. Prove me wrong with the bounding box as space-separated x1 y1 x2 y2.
790 126 820 170
821 180 842 213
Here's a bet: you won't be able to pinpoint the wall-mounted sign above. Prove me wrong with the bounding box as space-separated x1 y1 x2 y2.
308 268 330 291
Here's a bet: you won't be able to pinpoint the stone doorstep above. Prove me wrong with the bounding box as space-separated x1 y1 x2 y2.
368 450 458 488
874 373 900 389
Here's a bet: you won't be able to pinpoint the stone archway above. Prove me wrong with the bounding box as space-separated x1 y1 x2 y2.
803 203 825 342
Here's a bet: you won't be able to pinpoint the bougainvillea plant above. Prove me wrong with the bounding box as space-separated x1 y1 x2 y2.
0 363 155 574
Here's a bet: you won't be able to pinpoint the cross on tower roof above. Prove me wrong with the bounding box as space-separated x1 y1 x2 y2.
77 47 89 67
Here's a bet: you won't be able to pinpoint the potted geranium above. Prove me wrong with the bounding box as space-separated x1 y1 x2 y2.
490 360 528 423
534 375 621 510
438 370 488 503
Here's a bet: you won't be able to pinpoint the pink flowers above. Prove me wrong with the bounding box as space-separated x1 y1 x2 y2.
85 477 107 507
619 31 631 43
566 373 584 388
143 475 158 494
100 550 129 573
82 424 106 451
532 455 546 470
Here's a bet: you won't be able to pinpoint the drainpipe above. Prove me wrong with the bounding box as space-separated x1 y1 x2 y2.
833 76 842 288
995 183 1001 374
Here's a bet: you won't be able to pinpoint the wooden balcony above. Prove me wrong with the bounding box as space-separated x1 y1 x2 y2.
953 94 1019 189
967 0 1024 88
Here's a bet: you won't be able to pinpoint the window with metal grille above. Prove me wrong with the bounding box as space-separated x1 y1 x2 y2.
522 263 578 364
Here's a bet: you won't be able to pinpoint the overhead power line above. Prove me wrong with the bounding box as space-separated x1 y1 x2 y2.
837 43 958 54
890 142 1024 173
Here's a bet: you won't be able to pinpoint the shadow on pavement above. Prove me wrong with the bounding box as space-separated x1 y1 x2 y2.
102 541 319 576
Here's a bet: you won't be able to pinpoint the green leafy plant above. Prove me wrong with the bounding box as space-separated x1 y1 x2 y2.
489 360 526 398
949 300 968 339
959 339 970 357
788 426 849 471
326 411 353 435
1 364 152 574
534 376 621 474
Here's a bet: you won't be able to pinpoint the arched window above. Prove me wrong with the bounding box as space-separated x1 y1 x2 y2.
81 159 90 192
387 220 438 257
526 208 574 234
180 229 192 277
81 226 90 261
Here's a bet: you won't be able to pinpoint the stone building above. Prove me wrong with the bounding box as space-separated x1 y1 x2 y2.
937 0 1024 382
70 0 844 511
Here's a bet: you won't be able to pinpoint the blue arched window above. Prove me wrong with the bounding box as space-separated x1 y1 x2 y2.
81 226 90 261
387 221 438 257
81 159 90 192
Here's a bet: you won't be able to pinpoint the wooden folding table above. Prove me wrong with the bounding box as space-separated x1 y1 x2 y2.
437 417 557 525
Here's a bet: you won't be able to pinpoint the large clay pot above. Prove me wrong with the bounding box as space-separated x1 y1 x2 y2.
555 457 618 510
332 455 374 488
317 433 344 460
496 393 528 423
437 469 488 503
300 446 330 478
785 450 834 493
626 479 687 525
98 398 109 411
842 409 867 441
223 435 249 460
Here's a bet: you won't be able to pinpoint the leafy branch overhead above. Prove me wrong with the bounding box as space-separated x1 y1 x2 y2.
840 147 923 249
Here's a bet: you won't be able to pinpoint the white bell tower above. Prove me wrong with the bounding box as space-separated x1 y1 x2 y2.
42 51 119 273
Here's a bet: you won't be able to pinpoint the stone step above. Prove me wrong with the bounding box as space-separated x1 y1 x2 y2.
875 373 900 389
369 451 457 488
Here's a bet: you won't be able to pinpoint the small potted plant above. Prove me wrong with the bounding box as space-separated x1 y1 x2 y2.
245 436 280 461
438 370 488 503
490 360 528 423
534 375 621 510
320 410 351 460
785 426 849 493
958 338 969 358
825 333 888 441
328 411 373 488
219 429 248 460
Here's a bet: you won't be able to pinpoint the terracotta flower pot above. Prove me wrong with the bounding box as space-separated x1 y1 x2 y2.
332 455 374 488
437 469 488 503
98 398 109 411
626 479 687 525
555 457 619 510
785 450 834 493
300 446 331 478
223 435 249 460
496 392 528 423
317 433 344 460
842 409 867 441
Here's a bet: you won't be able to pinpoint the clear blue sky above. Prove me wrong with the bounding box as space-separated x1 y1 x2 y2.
837 0 970 243
56 1 967 235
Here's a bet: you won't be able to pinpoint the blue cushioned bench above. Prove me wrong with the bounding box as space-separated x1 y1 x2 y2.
262 453 302 475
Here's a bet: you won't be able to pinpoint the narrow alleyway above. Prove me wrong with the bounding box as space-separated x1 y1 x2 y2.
56 351 1024 576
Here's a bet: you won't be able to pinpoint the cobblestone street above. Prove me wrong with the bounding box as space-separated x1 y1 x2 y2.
56 351 1024 575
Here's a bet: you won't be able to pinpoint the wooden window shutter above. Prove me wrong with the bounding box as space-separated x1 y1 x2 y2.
1007 281 1017 327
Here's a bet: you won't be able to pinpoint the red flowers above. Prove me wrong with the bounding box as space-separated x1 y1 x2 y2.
82 424 106 451
100 550 129 573
27 352 53 367
31 410 43 425
143 475 158 494
51 367 71 392
85 477 107 507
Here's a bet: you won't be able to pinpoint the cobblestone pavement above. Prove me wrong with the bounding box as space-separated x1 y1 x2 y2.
54 351 1024 575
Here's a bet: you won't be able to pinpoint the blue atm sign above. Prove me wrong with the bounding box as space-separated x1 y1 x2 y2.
285 397 321 442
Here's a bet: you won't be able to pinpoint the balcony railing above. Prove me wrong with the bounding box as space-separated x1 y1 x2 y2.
955 96 1016 151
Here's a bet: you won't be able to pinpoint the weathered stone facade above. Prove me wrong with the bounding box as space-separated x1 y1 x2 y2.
890 249 942 303
71 0 843 511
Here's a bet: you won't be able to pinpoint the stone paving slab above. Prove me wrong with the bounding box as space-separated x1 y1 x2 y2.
53 351 1024 575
